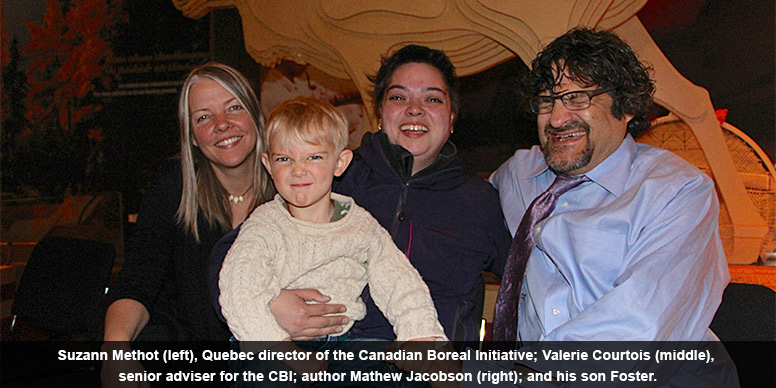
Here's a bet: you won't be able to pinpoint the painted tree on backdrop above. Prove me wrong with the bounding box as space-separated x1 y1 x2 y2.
19 0 123 195
1 9 30 193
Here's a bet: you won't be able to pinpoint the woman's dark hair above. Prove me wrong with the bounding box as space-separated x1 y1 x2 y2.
522 28 656 137
369 44 460 118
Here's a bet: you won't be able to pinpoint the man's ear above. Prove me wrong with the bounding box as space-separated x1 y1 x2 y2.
261 153 273 177
334 149 354 177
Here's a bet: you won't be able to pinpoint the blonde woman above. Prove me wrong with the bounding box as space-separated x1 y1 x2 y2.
102 62 272 385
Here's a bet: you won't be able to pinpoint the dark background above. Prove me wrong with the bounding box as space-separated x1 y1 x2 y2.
2 0 774 210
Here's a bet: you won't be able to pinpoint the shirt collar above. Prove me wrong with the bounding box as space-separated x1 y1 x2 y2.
527 148 551 178
528 134 636 197
584 134 636 197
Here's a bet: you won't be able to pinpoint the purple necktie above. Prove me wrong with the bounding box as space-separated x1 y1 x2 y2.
492 173 590 343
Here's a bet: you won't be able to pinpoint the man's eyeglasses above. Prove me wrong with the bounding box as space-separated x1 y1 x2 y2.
529 87 614 114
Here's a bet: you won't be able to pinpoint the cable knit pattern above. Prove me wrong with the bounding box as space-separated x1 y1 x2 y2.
219 193 447 343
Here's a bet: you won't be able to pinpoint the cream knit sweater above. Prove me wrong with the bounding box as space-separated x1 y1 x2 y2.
219 193 447 342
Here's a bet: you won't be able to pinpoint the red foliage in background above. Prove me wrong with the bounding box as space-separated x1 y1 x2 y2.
17 0 124 195
1 2 11 125
24 0 117 132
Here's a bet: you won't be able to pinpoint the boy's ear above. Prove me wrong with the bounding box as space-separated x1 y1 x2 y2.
334 149 353 177
261 153 273 176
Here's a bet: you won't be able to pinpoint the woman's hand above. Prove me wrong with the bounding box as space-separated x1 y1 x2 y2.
269 289 348 340
101 299 150 388
100 342 150 388
103 299 150 342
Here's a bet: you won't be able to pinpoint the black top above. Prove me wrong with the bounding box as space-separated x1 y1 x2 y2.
109 160 231 341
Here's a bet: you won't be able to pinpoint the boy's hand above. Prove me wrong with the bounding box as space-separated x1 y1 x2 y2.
270 289 348 340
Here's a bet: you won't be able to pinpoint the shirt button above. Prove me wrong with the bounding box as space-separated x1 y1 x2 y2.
398 212 405 221
552 308 560 315
562 201 568 208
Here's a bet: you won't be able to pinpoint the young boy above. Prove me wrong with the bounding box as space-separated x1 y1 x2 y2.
219 97 446 364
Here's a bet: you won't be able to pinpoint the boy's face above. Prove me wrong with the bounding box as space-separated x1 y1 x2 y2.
262 136 353 223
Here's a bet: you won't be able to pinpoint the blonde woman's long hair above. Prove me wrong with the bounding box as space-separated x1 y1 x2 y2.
176 62 272 241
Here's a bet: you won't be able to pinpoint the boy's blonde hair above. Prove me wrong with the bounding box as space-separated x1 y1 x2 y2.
264 96 349 153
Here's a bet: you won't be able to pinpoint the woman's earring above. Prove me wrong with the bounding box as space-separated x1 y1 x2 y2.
378 123 382 132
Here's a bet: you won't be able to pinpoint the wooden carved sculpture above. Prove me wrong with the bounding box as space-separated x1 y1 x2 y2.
172 0 768 263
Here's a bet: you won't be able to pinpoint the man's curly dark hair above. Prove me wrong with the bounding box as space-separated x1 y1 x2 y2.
522 28 656 137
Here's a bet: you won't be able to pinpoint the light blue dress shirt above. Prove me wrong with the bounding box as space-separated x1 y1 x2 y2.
472 135 737 387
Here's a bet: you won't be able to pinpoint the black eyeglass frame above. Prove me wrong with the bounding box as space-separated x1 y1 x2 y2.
529 86 615 114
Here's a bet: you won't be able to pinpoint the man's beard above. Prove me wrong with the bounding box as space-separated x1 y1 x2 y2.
542 119 594 174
